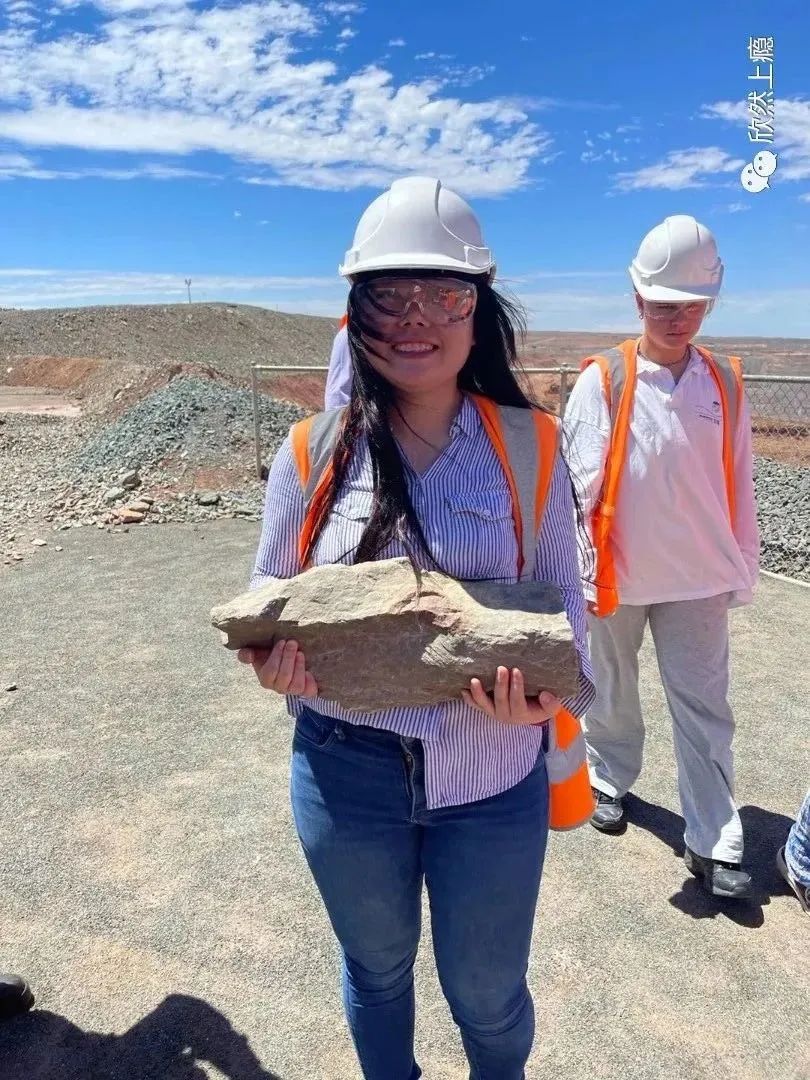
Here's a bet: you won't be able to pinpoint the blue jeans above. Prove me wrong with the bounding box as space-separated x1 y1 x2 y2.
289 707 550 1080
786 789 810 887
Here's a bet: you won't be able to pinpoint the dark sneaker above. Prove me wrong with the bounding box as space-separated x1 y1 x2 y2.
683 846 753 900
776 846 810 913
0 973 34 1019
590 788 626 833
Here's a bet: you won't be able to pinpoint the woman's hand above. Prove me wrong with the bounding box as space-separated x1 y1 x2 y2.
237 639 319 697
462 666 561 726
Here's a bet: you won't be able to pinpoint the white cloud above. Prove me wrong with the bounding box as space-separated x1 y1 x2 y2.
0 155 220 181
702 97 810 181
614 147 745 191
321 1 363 14
800 192 810 203
0 151 35 169
337 26 355 39
725 202 751 213
581 148 625 165
388 38 405 47
51 0 189 11
0 0 545 196
0 267 346 311
517 284 810 336
508 270 624 282
517 288 637 333
4 0 40 25
233 209 242 217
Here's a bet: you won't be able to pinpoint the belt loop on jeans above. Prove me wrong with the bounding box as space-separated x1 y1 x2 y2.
335 722 346 741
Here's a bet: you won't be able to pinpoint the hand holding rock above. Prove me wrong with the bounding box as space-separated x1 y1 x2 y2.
237 639 319 697
462 667 561 726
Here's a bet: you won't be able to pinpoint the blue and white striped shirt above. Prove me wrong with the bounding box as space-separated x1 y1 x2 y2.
251 394 595 809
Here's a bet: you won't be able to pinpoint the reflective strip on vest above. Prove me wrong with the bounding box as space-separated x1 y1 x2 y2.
582 338 742 618
546 707 595 831
290 409 345 565
580 341 636 618
286 399 593 831
468 395 559 581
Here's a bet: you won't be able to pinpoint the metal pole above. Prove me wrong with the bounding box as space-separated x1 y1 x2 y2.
558 366 569 417
251 365 263 480
741 374 810 383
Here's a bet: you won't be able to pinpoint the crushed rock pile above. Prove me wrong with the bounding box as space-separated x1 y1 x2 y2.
1 376 305 564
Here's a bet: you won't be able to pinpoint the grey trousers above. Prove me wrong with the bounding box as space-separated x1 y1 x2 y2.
583 594 743 863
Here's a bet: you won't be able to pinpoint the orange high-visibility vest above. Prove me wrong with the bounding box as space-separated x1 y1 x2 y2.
288 394 596 831
582 337 744 618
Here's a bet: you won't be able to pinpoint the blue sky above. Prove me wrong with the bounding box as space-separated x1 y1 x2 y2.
1 0 809 337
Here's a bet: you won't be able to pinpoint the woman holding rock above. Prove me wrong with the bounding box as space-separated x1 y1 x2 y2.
239 176 595 1080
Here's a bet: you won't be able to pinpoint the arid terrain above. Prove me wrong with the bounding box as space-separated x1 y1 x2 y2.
1 302 807 580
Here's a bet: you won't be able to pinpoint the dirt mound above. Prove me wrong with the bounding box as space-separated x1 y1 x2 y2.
0 302 339 381
0 301 343 420
3 355 105 390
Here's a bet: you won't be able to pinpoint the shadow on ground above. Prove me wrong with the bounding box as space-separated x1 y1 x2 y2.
625 795 797 927
0 993 282 1080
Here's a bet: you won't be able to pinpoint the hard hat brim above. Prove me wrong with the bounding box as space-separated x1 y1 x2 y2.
628 268 721 303
340 252 493 279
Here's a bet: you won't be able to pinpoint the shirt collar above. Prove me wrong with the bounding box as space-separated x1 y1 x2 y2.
453 394 479 437
637 343 705 378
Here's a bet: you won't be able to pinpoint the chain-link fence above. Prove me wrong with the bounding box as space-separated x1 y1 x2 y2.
521 368 810 467
251 364 810 474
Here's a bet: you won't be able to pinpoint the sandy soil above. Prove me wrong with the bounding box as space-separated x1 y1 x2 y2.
0 386 82 417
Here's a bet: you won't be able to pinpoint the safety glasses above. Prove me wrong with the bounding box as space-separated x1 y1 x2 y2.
642 300 710 322
355 276 478 325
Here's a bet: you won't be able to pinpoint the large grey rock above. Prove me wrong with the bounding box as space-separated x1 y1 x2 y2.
211 557 580 712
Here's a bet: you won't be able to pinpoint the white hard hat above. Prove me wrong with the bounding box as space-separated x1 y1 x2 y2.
339 176 495 279
628 215 723 302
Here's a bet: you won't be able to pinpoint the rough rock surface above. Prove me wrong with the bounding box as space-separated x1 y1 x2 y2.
211 557 581 711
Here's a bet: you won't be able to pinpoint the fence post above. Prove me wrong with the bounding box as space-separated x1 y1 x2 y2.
251 365 263 480
558 367 569 417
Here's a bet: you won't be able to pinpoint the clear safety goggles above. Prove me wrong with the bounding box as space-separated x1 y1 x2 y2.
356 276 478 325
641 299 711 322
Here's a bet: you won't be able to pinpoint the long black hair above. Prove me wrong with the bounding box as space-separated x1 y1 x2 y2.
301 271 595 580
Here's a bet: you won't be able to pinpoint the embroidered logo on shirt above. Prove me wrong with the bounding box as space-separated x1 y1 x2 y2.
695 402 722 426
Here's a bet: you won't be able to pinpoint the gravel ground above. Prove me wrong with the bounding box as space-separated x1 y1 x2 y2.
1 373 808 579
0 523 808 1080
753 457 809 580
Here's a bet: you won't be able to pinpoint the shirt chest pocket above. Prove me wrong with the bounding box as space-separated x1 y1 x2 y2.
443 490 518 580
446 490 514 523
331 491 373 523
315 491 374 564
